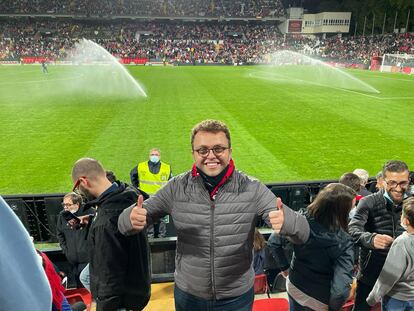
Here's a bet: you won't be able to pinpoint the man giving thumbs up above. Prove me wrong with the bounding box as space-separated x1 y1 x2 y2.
118 119 309 311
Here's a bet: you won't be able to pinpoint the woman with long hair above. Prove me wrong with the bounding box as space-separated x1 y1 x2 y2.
253 228 266 275
268 183 356 311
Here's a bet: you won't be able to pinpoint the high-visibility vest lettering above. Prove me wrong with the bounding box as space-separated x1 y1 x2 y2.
138 161 171 195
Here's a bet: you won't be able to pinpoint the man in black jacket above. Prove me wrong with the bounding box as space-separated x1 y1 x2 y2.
56 192 91 288
349 160 410 311
71 158 150 311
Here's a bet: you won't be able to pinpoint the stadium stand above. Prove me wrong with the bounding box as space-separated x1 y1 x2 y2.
0 0 285 18
0 17 413 65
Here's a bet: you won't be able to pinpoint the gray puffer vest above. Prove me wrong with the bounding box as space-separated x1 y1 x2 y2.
145 170 277 300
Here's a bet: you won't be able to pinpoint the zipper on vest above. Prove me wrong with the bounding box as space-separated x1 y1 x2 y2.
391 211 396 238
210 201 216 299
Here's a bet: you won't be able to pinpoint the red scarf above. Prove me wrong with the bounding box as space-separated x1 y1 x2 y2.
192 159 235 200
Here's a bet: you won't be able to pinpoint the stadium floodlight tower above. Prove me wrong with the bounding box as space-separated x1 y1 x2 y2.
380 53 414 73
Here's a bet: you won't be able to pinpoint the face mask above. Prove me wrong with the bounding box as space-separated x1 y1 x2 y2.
150 155 160 163
68 206 79 213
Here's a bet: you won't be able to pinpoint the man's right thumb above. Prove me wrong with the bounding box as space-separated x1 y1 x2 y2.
136 195 144 208
276 197 283 210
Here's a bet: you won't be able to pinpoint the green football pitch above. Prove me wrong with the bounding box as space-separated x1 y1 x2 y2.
0 65 413 195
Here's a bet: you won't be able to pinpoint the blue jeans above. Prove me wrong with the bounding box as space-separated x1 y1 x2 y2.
174 285 254 311
79 264 90 291
382 296 414 311
288 294 316 311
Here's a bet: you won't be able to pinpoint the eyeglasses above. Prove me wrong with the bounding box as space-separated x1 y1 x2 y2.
72 176 86 192
193 146 229 157
72 179 81 192
61 203 76 208
383 179 410 189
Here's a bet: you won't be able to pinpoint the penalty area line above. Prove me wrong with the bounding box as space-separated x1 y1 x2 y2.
335 88 414 100
247 70 413 100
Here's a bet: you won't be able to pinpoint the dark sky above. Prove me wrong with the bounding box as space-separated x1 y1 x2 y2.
281 0 321 13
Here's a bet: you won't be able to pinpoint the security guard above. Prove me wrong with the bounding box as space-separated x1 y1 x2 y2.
130 148 172 237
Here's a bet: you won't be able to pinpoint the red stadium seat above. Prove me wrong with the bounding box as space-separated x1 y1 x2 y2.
253 298 289 311
64 288 92 309
254 274 271 298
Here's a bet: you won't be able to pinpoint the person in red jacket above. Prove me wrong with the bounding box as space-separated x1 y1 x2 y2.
36 250 74 311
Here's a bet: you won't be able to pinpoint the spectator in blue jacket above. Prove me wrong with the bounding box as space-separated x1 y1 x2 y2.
0 196 52 311
268 183 356 311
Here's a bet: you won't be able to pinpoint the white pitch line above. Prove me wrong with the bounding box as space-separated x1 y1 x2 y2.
330 88 414 100
377 96 414 100
0 69 42 78
350 72 414 82
0 75 82 86
247 70 414 101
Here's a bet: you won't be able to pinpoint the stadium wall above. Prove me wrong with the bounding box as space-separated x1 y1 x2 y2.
3 59 413 73
4 178 377 284
3 178 380 242
18 56 149 65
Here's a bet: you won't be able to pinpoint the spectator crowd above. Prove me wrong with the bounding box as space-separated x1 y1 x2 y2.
0 18 413 65
0 0 285 18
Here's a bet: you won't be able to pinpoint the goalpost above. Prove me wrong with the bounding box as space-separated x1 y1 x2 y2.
380 53 414 73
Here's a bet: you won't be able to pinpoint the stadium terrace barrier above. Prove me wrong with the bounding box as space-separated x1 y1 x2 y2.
3 178 377 283
4 193 63 242
3 178 380 243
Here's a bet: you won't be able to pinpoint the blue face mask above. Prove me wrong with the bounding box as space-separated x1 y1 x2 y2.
150 155 160 163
